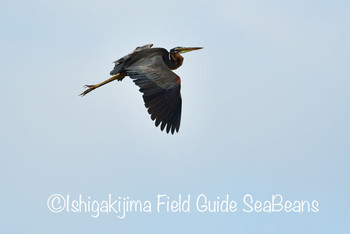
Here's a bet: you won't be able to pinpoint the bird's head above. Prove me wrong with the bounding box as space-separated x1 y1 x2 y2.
170 47 203 54
167 46 203 70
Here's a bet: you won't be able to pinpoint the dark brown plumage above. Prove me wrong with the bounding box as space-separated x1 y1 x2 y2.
80 44 202 134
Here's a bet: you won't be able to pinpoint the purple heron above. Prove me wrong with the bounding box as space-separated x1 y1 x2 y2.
80 44 202 134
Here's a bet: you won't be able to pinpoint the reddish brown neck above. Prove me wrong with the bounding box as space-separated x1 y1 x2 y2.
165 52 184 70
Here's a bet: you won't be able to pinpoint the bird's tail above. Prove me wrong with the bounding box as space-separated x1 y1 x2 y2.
110 62 123 75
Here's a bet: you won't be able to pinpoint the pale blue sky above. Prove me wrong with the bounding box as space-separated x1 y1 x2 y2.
1 0 349 233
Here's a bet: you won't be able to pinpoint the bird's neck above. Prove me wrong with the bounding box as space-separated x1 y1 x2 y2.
165 52 183 70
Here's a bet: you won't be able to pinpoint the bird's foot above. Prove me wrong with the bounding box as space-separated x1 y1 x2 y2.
80 84 97 96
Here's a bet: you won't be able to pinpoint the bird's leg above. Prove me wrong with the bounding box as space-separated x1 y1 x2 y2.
80 72 126 96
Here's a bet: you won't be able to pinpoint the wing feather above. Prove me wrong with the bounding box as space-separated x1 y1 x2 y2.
126 54 182 134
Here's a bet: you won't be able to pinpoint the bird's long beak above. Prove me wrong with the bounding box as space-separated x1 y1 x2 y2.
179 47 203 53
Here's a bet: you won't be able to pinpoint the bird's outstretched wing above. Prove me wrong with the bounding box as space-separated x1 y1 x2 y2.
126 54 182 134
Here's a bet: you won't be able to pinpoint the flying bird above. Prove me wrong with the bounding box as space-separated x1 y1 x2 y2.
80 44 202 134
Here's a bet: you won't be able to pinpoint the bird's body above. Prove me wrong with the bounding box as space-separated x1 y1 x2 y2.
80 44 202 134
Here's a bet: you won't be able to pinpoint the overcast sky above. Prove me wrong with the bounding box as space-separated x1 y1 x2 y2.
1 0 349 233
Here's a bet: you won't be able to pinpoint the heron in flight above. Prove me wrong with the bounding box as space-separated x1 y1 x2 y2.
80 44 202 134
